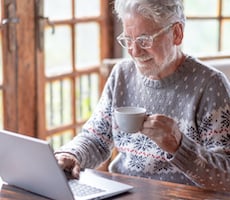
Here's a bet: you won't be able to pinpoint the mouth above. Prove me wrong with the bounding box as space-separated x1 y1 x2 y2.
134 56 153 68
135 56 153 63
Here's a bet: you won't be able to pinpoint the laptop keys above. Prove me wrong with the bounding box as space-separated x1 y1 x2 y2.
69 179 106 197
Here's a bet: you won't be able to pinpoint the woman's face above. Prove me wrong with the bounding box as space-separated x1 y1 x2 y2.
122 13 182 79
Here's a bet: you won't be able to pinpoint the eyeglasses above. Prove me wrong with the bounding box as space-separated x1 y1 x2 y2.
116 24 173 49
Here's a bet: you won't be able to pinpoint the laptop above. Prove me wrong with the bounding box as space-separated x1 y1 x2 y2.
0 130 133 200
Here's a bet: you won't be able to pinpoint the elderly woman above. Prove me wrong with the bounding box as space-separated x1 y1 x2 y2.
55 0 230 192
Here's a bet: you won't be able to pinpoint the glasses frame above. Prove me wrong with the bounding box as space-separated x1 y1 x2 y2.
116 24 174 49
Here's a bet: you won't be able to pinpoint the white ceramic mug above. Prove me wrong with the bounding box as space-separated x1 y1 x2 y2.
114 106 146 133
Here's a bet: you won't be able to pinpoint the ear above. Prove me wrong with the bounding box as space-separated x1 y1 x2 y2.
173 23 184 45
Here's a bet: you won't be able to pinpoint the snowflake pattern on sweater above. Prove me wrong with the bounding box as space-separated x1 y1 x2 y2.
57 56 230 192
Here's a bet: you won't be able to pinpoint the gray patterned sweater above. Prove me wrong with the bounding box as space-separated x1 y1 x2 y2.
57 56 230 192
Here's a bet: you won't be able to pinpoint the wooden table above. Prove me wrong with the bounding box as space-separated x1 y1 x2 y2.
1 170 230 200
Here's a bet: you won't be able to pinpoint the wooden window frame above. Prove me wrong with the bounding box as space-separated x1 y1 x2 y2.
37 0 115 145
184 0 230 59
1 0 115 144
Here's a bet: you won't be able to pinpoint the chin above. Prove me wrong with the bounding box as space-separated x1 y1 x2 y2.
136 61 153 70
138 65 162 78
135 60 151 69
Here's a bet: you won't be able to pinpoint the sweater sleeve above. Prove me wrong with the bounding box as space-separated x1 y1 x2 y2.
168 73 230 192
169 135 230 192
55 68 117 169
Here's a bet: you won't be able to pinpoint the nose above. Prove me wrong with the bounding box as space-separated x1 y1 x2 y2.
129 42 143 57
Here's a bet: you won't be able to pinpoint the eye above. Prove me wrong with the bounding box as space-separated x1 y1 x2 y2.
136 36 152 48
125 38 133 46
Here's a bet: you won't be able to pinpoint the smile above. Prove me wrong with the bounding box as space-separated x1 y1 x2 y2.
135 56 153 62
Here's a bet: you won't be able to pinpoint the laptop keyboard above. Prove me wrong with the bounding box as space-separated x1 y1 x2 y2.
69 179 106 197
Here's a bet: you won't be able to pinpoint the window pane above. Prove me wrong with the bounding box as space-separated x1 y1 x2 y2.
222 0 230 16
76 73 99 121
75 23 100 68
45 26 72 76
44 0 72 20
75 0 100 17
47 130 73 150
183 20 219 56
184 0 218 16
222 21 230 52
46 79 72 129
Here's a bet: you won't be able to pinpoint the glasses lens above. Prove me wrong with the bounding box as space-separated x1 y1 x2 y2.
117 34 154 49
136 36 152 49
118 38 132 49
118 39 127 48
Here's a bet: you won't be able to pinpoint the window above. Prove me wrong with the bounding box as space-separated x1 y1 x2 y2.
0 0 113 149
183 0 230 57
0 1 229 150
41 0 113 149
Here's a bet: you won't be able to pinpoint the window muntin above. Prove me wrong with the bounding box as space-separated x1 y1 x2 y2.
46 79 72 129
43 0 105 149
183 0 230 56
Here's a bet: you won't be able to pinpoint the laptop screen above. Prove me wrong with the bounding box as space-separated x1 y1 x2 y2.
0 130 133 200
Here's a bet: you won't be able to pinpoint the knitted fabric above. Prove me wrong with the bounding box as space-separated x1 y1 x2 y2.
57 56 230 191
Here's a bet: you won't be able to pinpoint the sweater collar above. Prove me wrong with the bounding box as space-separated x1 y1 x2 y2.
141 56 191 89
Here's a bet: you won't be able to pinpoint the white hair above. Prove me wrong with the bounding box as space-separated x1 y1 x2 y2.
114 0 186 27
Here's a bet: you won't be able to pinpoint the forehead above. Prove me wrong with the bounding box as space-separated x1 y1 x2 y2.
122 13 160 35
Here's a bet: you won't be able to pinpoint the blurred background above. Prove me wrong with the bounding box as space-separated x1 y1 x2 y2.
0 0 229 150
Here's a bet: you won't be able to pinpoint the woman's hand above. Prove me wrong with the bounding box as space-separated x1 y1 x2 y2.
55 153 81 179
141 114 182 154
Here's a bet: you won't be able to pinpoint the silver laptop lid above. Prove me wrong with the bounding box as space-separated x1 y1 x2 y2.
0 130 133 200
0 130 74 200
